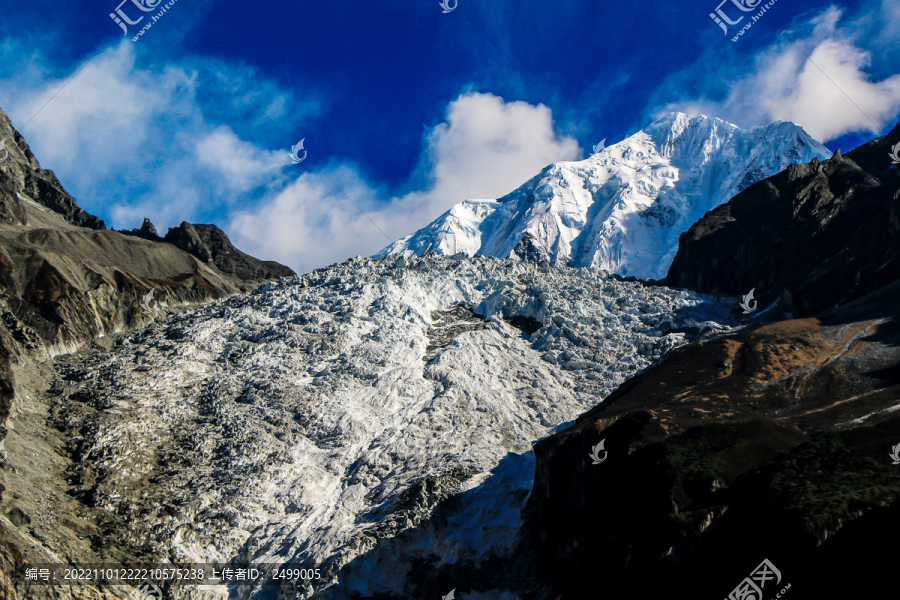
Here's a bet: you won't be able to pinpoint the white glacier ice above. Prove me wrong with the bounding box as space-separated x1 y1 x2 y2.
51 254 738 598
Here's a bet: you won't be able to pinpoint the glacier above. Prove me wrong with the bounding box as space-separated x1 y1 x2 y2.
379 113 831 279
44 253 737 599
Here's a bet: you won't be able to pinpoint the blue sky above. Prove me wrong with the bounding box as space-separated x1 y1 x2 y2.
1 0 898 273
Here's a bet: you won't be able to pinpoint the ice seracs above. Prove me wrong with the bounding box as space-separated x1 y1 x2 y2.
51 254 736 598
380 113 831 278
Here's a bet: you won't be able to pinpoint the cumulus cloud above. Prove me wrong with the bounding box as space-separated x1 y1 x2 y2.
0 40 306 231
660 5 900 142
230 92 582 273
194 127 285 194
230 167 389 273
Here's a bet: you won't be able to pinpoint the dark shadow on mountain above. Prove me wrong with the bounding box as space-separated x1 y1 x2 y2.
667 120 900 319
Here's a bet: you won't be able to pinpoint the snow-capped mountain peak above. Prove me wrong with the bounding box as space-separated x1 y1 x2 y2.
380 113 831 278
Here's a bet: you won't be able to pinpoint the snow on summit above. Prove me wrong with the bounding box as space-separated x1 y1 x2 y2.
380 113 831 278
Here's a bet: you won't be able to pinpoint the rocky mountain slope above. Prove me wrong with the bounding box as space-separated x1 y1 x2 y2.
0 105 293 391
667 120 900 317
0 253 736 599
512 283 900 599
0 105 293 598
381 113 830 278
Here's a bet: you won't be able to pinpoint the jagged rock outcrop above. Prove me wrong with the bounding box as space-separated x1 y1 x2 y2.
0 109 104 231
163 222 295 281
666 120 900 317
124 217 160 241
120 219 295 282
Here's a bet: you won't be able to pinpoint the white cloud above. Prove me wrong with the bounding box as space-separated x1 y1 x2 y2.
778 39 900 140
230 92 582 273
660 5 900 142
423 93 581 202
194 127 285 193
230 167 389 273
0 40 306 232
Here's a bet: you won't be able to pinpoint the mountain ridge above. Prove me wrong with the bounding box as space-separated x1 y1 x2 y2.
380 112 831 278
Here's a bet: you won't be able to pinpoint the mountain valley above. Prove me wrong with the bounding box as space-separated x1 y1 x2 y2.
1 105 899 600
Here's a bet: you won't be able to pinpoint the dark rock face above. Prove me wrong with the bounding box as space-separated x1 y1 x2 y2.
0 336 11 434
123 217 160 241
24 172 106 230
666 121 900 318
0 109 105 231
515 281 900 599
0 177 26 226
164 221 295 281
